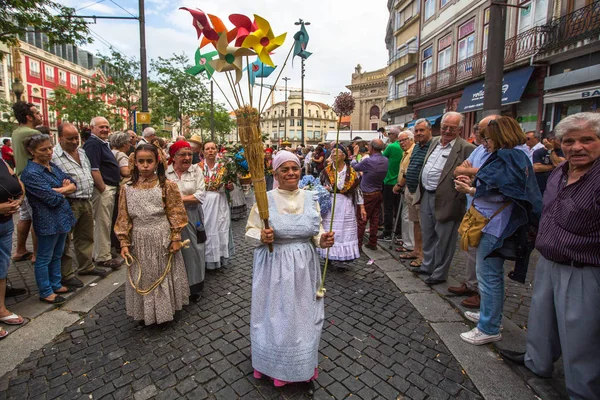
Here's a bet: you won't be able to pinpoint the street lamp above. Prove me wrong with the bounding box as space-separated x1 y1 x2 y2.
12 79 24 101
282 77 290 142
294 19 310 146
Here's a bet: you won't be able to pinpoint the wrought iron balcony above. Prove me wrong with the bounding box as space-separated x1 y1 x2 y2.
409 3 600 100
539 2 600 54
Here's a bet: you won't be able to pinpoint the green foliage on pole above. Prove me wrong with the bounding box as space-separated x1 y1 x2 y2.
0 0 92 48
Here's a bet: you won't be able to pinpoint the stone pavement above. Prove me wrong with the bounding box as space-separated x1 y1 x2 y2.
0 220 484 400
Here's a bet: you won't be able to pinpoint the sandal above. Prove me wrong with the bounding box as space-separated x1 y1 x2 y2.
12 251 33 262
0 328 8 340
39 295 67 305
0 313 24 325
54 286 77 294
399 252 418 260
395 246 412 253
410 259 423 268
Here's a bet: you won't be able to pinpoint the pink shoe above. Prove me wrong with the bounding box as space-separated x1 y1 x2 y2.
253 370 263 379
273 379 290 387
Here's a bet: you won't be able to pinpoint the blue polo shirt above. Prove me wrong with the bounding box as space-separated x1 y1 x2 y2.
83 134 121 187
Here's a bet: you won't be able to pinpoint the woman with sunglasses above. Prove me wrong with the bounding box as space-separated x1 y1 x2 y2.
454 117 541 346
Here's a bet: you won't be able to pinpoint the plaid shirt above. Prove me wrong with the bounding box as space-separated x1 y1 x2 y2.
52 144 94 199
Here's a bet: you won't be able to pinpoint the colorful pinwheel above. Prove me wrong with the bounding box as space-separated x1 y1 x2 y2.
293 23 312 61
179 8 220 41
244 59 276 86
200 14 239 49
229 14 257 47
210 34 255 84
241 15 286 67
185 49 219 78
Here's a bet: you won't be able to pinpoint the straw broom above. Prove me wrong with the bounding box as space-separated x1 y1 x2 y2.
235 105 273 252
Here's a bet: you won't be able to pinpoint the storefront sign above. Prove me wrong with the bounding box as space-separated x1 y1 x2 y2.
456 66 535 113
543 85 600 104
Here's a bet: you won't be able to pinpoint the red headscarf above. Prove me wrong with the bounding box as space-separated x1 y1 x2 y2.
168 140 191 164
265 147 273 154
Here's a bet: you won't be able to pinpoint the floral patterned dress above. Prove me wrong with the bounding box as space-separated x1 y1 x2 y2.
114 177 189 325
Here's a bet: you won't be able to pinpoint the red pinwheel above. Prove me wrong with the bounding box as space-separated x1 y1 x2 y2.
179 8 220 41
229 14 257 47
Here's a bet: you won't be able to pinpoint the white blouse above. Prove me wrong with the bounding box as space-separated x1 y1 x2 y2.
246 188 325 248
166 163 205 203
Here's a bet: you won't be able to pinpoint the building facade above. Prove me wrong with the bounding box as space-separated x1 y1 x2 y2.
260 92 338 147
346 65 388 131
407 0 600 136
384 0 420 127
3 32 127 131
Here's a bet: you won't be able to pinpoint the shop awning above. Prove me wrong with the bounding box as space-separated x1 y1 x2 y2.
543 84 600 104
406 114 442 128
456 66 535 113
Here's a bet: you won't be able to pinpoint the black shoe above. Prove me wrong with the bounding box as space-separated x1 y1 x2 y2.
5 286 27 297
96 258 122 270
61 277 84 288
499 349 525 365
189 293 201 303
363 244 377 250
39 295 66 305
411 268 430 275
424 278 446 286
378 234 392 241
79 267 109 277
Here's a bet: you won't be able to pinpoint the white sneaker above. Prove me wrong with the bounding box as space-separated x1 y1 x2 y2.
464 311 504 331
460 327 502 345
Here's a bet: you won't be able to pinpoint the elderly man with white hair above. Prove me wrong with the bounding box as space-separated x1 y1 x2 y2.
499 112 600 400
393 129 415 252
83 116 122 269
138 127 157 147
412 111 475 285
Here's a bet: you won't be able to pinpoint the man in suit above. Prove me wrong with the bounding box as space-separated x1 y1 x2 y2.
413 112 475 285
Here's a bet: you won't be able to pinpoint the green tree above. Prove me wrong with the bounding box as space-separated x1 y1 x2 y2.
192 103 236 143
0 98 17 136
96 47 140 129
49 84 123 129
149 53 210 136
0 0 91 48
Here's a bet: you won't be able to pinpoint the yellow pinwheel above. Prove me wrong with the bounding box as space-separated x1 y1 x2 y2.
209 34 256 84
241 15 286 67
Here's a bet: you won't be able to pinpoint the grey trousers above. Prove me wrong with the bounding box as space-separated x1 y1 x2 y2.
419 191 460 280
524 256 600 400
464 247 478 292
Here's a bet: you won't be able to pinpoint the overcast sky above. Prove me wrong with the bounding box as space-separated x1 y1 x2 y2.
61 0 390 110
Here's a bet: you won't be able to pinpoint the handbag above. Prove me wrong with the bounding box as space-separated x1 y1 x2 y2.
457 200 510 251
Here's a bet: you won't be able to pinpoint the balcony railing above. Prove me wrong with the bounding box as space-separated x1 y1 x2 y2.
388 46 418 65
409 26 546 98
387 88 408 102
539 2 600 54
409 3 600 99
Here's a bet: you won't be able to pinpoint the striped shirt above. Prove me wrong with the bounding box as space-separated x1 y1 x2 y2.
52 145 94 199
535 158 600 267
405 139 432 194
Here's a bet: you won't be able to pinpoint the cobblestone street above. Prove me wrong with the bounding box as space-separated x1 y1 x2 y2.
0 220 483 400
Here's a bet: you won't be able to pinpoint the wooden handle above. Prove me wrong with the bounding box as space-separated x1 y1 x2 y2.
263 219 273 253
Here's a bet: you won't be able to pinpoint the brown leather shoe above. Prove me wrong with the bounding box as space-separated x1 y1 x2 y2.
461 294 480 309
447 283 476 296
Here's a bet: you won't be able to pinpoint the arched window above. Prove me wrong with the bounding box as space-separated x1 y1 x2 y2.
370 105 380 119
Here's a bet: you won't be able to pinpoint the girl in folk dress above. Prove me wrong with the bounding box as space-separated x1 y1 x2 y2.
200 142 235 270
115 144 189 325
246 151 335 390
318 144 365 267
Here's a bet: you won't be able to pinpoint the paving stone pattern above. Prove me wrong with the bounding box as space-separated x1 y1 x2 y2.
0 221 482 399
445 245 539 329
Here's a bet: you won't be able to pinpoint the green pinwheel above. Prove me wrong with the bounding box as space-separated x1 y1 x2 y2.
185 49 219 78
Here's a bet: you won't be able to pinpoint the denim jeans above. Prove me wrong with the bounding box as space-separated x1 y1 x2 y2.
0 220 14 279
476 233 506 335
35 233 67 298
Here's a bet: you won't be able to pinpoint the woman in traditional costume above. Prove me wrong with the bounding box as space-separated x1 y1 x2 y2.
115 144 189 325
318 144 365 267
246 151 335 390
165 140 206 302
200 142 235 271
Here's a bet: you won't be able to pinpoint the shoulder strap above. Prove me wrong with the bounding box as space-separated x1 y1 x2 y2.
490 201 511 220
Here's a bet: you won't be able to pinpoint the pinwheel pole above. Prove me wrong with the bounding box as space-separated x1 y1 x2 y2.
317 93 356 299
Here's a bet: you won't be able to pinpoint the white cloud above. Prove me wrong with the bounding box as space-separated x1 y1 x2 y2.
76 0 390 110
